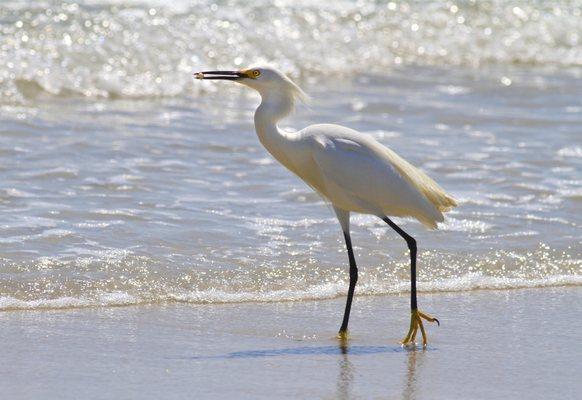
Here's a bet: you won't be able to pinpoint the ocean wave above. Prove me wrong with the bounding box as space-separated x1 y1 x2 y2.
1 274 581 311
1 245 580 311
1 0 581 101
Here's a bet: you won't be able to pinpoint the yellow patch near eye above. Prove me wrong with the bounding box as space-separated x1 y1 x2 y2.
240 69 260 79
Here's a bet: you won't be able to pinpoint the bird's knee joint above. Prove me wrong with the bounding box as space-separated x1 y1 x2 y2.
407 238 417 252
350 271 358 283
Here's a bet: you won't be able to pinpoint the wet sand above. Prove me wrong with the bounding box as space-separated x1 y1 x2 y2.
1 287 580 399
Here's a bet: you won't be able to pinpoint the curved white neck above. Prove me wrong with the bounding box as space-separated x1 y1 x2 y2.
253 91 298 170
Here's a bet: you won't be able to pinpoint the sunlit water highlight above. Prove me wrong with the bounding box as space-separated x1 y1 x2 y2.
1 0 581 102
0 1 580 310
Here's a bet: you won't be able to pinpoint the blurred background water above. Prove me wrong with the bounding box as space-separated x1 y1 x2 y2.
0 0 580 310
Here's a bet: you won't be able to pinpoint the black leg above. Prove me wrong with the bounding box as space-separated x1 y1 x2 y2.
382 217 439 346
339 230 358 335
382 217 417 311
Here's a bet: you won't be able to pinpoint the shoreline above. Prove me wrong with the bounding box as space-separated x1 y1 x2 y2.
1 281 581 313
1 287 581 399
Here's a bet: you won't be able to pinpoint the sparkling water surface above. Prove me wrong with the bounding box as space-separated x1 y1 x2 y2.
0 0 580 309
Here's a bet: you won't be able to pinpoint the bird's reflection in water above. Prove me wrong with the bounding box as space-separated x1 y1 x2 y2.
402 347 425 400
336 340 354 400
334 341 427 400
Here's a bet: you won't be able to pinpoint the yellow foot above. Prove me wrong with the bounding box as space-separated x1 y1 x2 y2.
401 309 440 347
337 330 350 341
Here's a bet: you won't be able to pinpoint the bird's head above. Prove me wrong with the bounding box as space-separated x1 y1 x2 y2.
194 65 308 103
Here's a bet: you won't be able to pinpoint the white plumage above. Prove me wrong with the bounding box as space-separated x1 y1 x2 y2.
242 67 457 231
295 123 456 229
196 65 456 346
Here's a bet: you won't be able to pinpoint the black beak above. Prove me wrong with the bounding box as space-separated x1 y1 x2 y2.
193 70 244 81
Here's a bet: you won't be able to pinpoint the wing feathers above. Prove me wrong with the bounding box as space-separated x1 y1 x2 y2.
303 125 457 228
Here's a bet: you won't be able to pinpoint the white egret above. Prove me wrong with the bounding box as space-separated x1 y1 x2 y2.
195 66 457 346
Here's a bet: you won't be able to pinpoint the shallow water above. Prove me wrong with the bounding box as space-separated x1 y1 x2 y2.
0 1 581 310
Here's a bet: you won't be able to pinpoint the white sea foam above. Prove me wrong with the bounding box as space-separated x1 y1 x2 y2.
1 273 580 311
557 146 582 158
0 246 579 311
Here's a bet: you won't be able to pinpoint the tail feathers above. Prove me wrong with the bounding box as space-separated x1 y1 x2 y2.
399 161 457 213
423 184 458 213
413 179 457 229
383 147 457 228
415 203 444 230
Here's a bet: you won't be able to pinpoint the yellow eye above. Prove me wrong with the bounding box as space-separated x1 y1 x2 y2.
252 70 261 78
